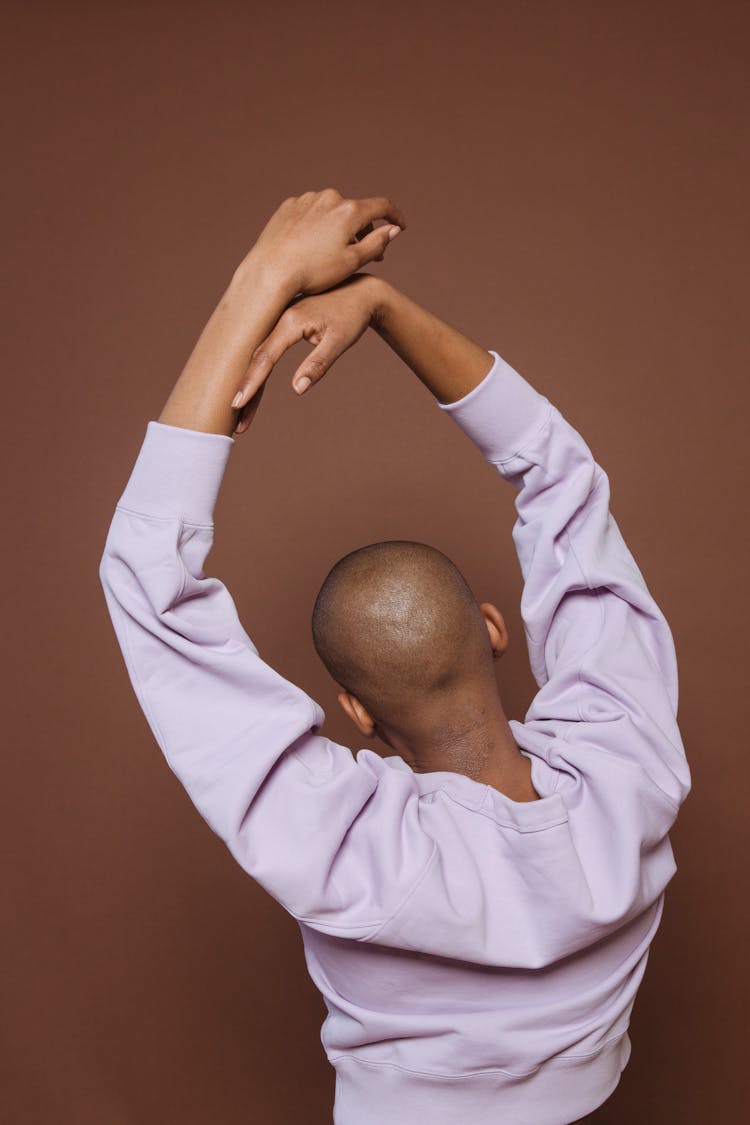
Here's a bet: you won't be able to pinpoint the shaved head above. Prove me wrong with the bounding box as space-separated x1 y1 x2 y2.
311 540 495 731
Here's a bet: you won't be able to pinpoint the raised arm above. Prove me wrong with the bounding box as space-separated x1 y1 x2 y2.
370 280 692 822
371 278 498 403
99 194 445 941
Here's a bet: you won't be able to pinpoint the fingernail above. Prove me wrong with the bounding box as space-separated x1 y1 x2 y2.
294 376 311 394
388 226 401 240
231 391 243 409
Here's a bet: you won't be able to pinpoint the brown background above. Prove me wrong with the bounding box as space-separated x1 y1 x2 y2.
4 1 748 1122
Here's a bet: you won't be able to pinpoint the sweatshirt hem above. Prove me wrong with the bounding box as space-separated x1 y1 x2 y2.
330 1030 630 1125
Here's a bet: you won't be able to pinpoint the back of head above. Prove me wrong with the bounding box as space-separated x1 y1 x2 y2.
311 540 493 731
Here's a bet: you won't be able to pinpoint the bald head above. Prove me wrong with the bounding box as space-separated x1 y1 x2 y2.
311 540 496 732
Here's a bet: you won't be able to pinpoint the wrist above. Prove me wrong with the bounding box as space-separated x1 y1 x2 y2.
369 278 398 332
230 251 299 304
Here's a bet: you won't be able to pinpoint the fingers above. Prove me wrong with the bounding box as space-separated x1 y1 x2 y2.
234 381 266 436
231 312 308 413
349 197 407 264
354 195 408 232
290 331 353 397
234 327 351 433
353 220 387 262
352 222 401 268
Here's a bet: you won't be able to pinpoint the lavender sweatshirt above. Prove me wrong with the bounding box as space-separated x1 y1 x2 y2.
99 350 691 1125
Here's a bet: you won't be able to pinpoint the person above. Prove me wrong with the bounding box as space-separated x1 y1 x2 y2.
98 190 691 1125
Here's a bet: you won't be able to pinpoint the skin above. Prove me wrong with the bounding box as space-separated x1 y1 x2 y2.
158 189 539 803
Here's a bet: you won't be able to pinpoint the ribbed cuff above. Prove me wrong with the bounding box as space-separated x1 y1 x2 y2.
436 350 553 463
116 420 235 525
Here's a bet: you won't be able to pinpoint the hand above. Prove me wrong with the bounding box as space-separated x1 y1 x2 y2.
238 189 407 298
231 273 384 434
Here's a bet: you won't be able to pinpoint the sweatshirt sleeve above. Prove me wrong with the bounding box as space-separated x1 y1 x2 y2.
98 420 435 940
436 350 692 819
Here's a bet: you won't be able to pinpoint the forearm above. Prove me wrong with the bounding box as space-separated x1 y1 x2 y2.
371 280 495 404
158 257 297 438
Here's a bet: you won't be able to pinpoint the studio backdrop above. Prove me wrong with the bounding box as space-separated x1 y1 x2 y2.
4 2 748 1123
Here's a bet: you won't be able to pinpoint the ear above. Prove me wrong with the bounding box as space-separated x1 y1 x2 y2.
337 690 377 737
479 602 509 659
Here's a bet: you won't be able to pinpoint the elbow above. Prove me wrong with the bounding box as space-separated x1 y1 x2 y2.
98 548 110 592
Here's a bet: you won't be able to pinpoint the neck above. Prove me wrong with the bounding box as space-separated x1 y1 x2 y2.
380 697 541 802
